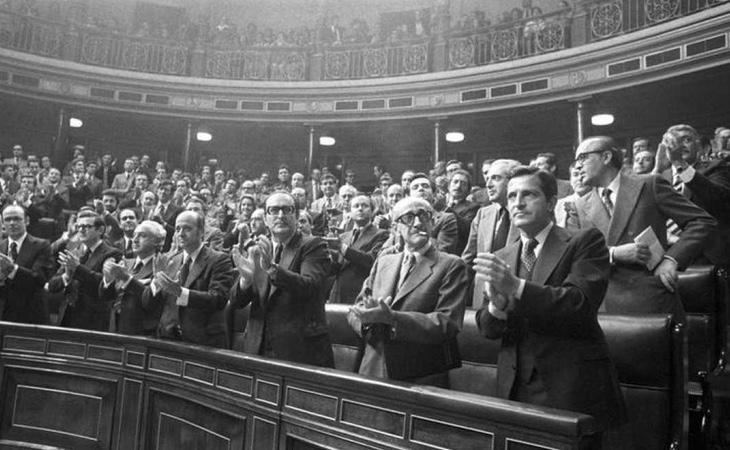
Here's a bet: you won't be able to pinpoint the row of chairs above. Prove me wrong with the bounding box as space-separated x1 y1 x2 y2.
224 265 730 449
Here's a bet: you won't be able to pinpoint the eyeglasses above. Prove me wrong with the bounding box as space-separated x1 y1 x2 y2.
76 224 96 230
574 150 604 163
396 209 432 226
266 205 295 216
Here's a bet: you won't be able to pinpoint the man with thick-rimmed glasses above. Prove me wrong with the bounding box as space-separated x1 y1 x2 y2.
229 192 334 367
347 197 467 387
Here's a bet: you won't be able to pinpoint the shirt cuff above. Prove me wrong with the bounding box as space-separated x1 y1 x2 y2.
102 277 113 288
61 273 71 286
677 165 696 183
609 246 615 265
488 302 509 320
340 243 348 255
176 288 189 306
119 276 133 290
150 280 160 296
7 264 18 280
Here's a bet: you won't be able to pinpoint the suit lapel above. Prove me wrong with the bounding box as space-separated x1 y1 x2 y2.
268 233 301 300
531 227 569 285
377 254 401 301
15 237 33 267
86 243 105 268
392 246 437 308
500 241 521 277
582 189 611 239
608 174 643 245
481 206 498 251
184 247 207 288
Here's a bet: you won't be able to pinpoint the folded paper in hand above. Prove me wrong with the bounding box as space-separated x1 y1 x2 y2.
634 226 665 271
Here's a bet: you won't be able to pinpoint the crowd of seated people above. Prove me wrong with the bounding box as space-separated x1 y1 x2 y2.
0 121 728 441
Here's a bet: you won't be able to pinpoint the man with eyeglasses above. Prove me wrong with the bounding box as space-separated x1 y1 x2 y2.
0 204 53 324
347 197 467 386
407 173 459 255
462 159 521 307
48 210 121 330
568 136 716 318
230 192 334 367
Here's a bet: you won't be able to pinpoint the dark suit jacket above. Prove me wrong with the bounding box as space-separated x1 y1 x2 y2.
354 245 467 382
447 199 480 255
48 241 122 330
111 172 135 193
153 202 183 252
432 210 459 255
477 226 626 430
99 258 159 335
461 204 520 307
143 246 234 348
0 235 53 324
328 223 389 304
570 173 716 316
230 232 334 367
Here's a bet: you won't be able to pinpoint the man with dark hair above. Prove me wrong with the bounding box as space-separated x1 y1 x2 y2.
150 180 182 252
446 169 480 254
534 152 573 199
310 173 343 214
475 165 625 436
408 173 459 255
445 160 463 178
0 204 53 323
348 197 467 387
327 195 389 304
273 164 291 192
101 189 123 242
230 192 334 367
48 210 122 330
111 158 136 194
113 208 140 260
469 159 495 206
569 136 716 317
632 139 655 175
144 211 234 347
65 158 92 210
462 159 522 307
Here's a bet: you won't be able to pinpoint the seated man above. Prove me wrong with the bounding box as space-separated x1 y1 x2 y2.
475 166 626 435
348 197 467 387
100 220 165 335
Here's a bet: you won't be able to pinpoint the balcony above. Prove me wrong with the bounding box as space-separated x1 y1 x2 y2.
0 0 722 82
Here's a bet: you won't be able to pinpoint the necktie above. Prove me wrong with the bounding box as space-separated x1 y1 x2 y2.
9 241 18 262
125 239 134 259
273 244 283 265
493 208 510 251
601 188 614 218
521 238 538 279
159 204 166 218
397 253 416 290
132 260 143 276
179 255 191 286
80 247 92 265
351 228 360 245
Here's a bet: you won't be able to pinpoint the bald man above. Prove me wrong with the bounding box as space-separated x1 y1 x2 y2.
569 136 716 318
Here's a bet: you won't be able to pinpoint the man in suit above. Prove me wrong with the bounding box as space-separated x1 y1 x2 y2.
110 158 136 195
99 153 118 189
467 159 494 206
348 197 467 387
85 161 103 198
229 192 334 367
474 166 626 434
462 159 521 307
3 144 27 169
409 173 459 255
111 208 139 260
534 152 573 199
446 169 480 255
64 158 93 211
569 136 716 317
48 210 122 330
142 211 234 347
327 195 389 304
99 220 165 335
653 124 730 264
149 180 183 252
554 162 591 228
0 205 53 323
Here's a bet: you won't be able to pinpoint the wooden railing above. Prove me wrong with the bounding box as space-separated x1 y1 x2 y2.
0 0 724 81
0 322 599 449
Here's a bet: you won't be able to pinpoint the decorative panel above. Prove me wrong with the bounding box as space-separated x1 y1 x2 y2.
285 386 338 420
87 345 124 365
255 379 280 406
47 340 86 359
410 416 494 450
216 370 253 397
340 399 405 437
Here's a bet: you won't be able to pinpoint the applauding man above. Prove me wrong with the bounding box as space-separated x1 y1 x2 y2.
229 192 334 367
142 211 234 347
0 205 54 323
100 220 166 335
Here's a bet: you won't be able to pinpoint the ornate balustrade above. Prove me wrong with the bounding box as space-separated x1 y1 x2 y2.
323 39 430 80
584 0 722 41
204 46 309 80
0 1 725 82
446 9 572 70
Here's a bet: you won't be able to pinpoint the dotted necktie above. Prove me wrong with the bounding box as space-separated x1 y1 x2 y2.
601 188 614 218
9 241 18 262
521 238 538 277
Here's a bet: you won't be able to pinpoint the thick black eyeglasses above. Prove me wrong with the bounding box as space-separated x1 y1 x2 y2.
574 150 604 163
266 205 295 216
396 209 432 226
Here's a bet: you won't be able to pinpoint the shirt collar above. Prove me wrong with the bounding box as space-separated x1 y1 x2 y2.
404 240 431 260
183 243 205 263
519 221 553 257
10 233 27 249
604 172 621 195
85 240 103 254
135 254 154 267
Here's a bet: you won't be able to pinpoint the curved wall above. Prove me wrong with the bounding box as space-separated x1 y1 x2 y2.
0 4 729 122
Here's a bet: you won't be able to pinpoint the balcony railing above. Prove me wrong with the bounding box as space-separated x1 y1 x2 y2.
0 1 723 82
585 0 722 41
